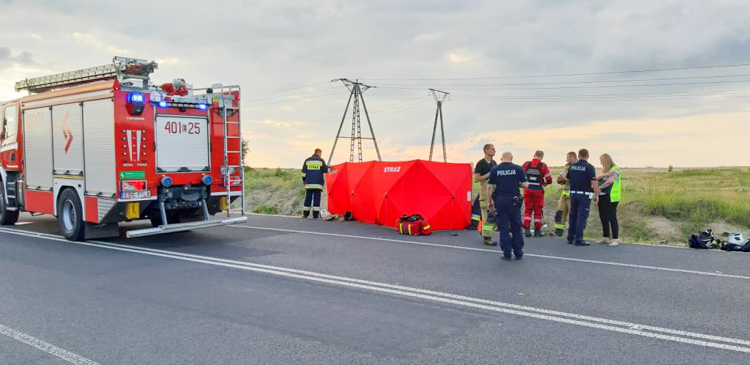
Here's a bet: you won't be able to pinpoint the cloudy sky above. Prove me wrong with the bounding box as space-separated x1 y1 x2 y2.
1 0 749 168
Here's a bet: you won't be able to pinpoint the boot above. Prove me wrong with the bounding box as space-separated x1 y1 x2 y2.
534 230 543 238
524 228 532 237
555 228 564 237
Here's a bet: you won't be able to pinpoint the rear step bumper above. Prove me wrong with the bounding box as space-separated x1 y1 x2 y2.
125 216 248 238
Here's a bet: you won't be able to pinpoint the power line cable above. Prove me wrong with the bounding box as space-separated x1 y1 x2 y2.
364 62 750 81
376 79 750 91
451 94 750 103
455 89 750 99
243 81 333 97
371 73 750 88
243 85 346 103
243 90 348 107
245 96 429 132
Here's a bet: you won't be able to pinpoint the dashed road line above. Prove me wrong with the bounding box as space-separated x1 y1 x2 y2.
0 323 99 365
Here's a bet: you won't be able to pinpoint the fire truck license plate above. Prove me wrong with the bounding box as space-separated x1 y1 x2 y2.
121 191 152 200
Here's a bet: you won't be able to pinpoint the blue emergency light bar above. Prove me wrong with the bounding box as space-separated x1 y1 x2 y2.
154 100 209 110
127 92 145 104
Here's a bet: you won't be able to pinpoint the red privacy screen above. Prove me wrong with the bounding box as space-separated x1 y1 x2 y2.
325 160 472 230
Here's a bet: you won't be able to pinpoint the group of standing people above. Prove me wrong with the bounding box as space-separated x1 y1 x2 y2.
474 145 622 260
299 145 622 260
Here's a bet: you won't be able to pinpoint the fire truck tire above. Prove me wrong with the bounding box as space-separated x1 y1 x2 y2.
57 189 85 241
0 186 19 225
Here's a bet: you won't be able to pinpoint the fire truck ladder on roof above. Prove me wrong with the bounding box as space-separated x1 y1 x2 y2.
15 56 157 93
217 84 246 218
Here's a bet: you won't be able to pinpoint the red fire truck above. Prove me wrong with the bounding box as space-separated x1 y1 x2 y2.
0 57 246 240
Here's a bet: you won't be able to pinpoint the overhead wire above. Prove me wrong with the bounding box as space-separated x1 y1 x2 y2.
242 81 333 97
376 79 750 91
364 62 750 81
247 97 433 136
370 73 750 87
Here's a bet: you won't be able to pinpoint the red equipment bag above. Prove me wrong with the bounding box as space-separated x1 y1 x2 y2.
396 214 432 236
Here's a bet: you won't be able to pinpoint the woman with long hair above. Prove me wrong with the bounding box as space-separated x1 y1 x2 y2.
597 154 621 246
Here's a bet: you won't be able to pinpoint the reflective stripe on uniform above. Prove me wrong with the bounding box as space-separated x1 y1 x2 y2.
303 206 311 211
305 161 323 170
305 184 324 190
312 207 321 212
553 223 565 229
562 190 570 197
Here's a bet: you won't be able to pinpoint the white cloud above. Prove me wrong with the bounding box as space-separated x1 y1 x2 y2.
0 0 748 167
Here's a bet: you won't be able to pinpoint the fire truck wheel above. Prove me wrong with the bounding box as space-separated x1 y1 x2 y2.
57 189 85 241
0 186 20 225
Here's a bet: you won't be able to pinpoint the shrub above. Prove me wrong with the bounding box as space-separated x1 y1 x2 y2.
253 203 278 215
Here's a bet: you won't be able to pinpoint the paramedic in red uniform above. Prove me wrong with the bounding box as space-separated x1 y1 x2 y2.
522 150 552 237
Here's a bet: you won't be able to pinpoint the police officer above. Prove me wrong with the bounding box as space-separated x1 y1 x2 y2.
301 148 329 219
487 152 529 260
474 144 498 245
565 148 600 246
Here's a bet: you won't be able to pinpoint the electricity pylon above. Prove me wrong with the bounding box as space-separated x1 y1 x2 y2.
329 79 382 164
428 88 449 162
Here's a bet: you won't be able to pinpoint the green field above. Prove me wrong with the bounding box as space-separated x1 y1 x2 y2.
540 167 750 244
244 166 750 245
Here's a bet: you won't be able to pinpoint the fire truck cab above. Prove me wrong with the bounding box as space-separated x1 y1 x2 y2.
0 56 246 240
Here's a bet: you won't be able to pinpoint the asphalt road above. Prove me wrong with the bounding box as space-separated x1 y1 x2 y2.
1 213 749 364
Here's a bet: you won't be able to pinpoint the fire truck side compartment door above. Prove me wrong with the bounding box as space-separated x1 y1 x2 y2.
83 99 116 196
154 115 209 172
23 107 54 190
52 103 84 176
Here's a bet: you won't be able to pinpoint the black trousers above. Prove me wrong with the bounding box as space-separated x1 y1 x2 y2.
303 189 322 218
567 194 592 244
495 194 524 258
598 194 619 239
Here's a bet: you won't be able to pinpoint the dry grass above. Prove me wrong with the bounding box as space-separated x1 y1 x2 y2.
248 165 750 245
542 167 750 245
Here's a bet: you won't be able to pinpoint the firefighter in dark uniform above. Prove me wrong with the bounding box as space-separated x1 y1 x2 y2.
301 148 329 219
474 144 497 245
565 148 600 246
487 152 529 260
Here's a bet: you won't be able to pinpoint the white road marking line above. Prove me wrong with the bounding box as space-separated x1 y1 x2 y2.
234 225 750 280
0 323 100 365
1 228 750 354
83 238 750 347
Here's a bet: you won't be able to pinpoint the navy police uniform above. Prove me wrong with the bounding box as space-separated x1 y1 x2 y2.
565 159 597 245
301 155 329 218
488 162 528 259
